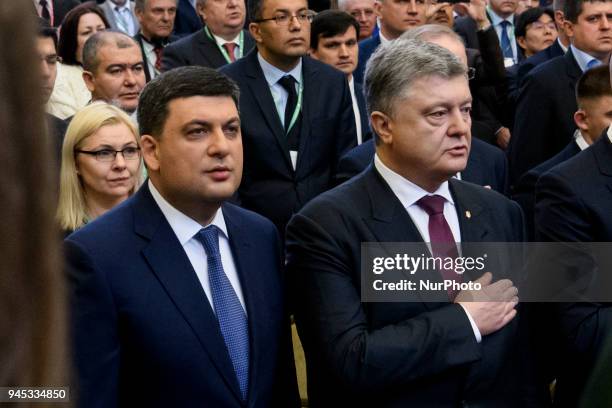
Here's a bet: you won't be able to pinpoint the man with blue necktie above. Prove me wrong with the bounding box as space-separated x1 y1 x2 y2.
66 66 299 408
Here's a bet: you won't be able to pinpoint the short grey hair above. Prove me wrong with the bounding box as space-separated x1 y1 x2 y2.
82 31 138 73
400 24 465 46
364 38 467 118
134 0 178 11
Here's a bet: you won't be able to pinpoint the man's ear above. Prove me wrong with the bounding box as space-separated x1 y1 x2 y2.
374 0 383 18
82 70 96 93
140 134 161 172
370 111 394 145
517 36 527 52
249 22 263 44
574 109 588 132
563 19 574 38
196 3 206 22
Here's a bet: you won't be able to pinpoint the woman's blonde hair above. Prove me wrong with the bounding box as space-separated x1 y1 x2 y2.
57 102 143 231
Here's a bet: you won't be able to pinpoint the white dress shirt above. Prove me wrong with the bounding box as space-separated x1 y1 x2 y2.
374 154 482 342
608 125 612 144
379 30 392 45
574 130 589 151
570 44 602 72
112 3 138 36
348 77 363 145
148 180 247 314
141 39 160 79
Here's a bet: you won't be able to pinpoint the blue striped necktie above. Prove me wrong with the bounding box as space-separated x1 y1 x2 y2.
196 225 250 401
500 20 514 61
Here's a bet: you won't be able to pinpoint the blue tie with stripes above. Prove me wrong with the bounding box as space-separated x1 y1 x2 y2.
197 225 249 401
500 20 514 61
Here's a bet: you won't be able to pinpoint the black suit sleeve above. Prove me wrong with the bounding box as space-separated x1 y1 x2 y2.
66 239 119 408
161 42 188 72
286 212 482 392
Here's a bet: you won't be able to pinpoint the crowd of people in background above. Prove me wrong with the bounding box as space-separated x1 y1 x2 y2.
6 0 611 405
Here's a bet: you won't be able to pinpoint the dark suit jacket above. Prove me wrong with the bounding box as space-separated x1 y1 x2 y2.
508 49 581 185
513 139 580 240
336 136 509 194
162 28 255 71
220 51 356 233
43 0 80 26
286 166 537 407
353 82 372 143
47 113 67 166
66 184 298 408
133 33 178 82
173 0 202 37
353 32 380 84
534 131 612 407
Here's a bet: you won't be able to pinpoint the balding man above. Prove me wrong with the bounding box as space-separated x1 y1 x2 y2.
82 31 146 114
337 0 377 40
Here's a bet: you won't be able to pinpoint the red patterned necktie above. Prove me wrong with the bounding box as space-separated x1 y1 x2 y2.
154 45 163 71
223 42 237 63
416 194 462 299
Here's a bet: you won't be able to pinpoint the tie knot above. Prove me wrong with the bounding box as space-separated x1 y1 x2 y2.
197 225 221 257
500 20 511 28
416 195 446 216
278 75 296 93
40 0 48 6
223 42 237 53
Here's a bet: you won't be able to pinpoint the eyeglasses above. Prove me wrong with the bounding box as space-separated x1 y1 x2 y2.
467 67 476 80
255 10 316 26
76 146 141 162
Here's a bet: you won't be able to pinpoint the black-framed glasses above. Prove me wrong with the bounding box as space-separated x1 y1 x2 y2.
76 146 141 162
254 10 316 26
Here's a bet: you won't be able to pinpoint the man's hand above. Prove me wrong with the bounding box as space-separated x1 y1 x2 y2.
496 127 511 149
455 272 519 336
454 0 491 30
426 2 452 25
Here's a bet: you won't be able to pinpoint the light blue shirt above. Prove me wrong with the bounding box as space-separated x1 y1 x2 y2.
487 8 518 64
257 53 302 128
112 4 137 36
570 45 602 72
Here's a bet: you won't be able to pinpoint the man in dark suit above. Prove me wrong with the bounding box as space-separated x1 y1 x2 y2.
310 10 371 145
66 66 298 408
353 0 428 83
514 65 612 239
34 0 80 27
508 0 612 185
287 39 538 407
220 0 356 235
173 0 202 37
162 0 255 70
37 18 66 165
134 0 178 82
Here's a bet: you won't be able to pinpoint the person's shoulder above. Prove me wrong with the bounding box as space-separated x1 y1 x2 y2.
222 201 277 233
219 50 252 77
453 178 516 211
303 56 346 81
527 53 567 79
165 29 202 50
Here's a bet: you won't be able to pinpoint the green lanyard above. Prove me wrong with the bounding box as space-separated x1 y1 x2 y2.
204 26 244 64
287 81 303 134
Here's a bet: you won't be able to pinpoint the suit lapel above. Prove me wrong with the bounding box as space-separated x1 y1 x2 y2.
295 57 319 172
198 29 228 68
449 179 488 243
135 185 244 402
243 50 293 169
134 34 152 82
362 167 448 306
222 204 268 403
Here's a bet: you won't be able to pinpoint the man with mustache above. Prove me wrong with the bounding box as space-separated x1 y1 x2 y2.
220 0 356 237
162 0 255 70
133 0 178 82
82 31 146 115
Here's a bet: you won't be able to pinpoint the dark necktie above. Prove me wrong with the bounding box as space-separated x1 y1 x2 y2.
196 226 249 401
223 42 237 63
416 195 461 299
39 0 51 21
500 20 514 61
277 75 298 134
153 44 163 72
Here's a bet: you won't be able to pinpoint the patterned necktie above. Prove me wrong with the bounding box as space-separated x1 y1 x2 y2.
39 0 51 21
500 20 514 61
196 226 249 401
153 44 164 72
416 195 461 299
277 75 298 133
223 42 237 63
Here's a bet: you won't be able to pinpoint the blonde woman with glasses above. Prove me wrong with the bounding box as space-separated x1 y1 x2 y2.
57 102 143 233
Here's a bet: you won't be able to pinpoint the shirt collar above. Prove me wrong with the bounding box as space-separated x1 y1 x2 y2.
148 180 229 246
487 8 514 26
113 2 130 13
212 31 241 47
608 125 612 144
557 37 568 54
374 154 455 209
574 129 589 151
570 45 601 72
379 30 391 44
257 52 302 87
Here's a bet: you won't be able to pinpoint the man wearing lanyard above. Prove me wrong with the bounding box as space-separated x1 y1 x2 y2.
220 0 356 238
162 0 255 70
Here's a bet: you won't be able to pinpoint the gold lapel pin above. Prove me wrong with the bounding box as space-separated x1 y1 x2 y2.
465 210 471 219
